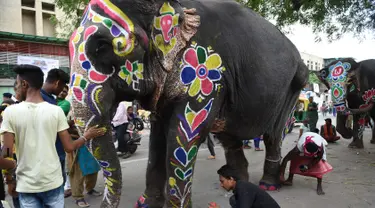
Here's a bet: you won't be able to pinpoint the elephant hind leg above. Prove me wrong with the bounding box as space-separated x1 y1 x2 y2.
259 133 281 191
217 134 249 181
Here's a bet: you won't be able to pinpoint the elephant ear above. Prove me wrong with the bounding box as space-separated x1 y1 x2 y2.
151 1 200 72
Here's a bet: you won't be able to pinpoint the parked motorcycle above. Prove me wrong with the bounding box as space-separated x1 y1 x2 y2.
126 117 144 154
112 117 144 155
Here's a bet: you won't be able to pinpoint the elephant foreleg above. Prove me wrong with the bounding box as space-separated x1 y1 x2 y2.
259 133 281 191
348 114 365 149
370 116 375 144
136 120 167 208
217 134 249 181
93 130 122 208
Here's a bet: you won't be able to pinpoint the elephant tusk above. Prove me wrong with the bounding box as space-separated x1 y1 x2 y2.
348 102 374 114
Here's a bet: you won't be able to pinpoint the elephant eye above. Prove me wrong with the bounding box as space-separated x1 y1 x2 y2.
96 39 111 53
320 71 326 77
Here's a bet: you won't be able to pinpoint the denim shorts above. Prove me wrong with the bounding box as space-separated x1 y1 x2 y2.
19 186 64 208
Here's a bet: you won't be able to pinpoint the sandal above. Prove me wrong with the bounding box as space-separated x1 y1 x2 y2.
255 148 264 151
87 189 103 196
76 199 90 207
64 189 72 198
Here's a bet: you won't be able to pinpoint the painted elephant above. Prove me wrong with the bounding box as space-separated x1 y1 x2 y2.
317 59 375 148
68 0 308 207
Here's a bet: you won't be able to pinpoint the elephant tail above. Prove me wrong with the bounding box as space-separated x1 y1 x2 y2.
291 61 309 93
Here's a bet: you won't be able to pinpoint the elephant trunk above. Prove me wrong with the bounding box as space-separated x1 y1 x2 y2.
348 102 374 114
336 113 353 139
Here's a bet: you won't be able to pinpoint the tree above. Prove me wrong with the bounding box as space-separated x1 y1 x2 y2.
236 0 375 41
54 0 375 40
308 70 320 84
52 0 89 39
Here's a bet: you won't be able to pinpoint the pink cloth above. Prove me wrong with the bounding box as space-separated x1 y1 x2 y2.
290 156 333 178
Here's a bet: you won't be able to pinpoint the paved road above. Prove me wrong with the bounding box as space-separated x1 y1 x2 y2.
10 114 375 207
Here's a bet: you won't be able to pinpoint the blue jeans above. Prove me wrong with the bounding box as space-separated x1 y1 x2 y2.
254 137 261 148
19 186 64 208
60 158 66 185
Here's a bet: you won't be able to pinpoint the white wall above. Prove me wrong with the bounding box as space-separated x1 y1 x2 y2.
0 0 68 38
300 52 324 71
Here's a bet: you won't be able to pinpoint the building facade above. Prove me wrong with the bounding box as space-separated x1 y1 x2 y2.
300 52 325 71
0 0 69 102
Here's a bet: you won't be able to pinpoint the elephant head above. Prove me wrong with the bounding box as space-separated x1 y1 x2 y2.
316 59 373 138
68 0 200 206
317 59 374 114
69 0 200 112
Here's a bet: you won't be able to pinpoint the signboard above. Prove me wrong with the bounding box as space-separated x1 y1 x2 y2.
17 56 59 80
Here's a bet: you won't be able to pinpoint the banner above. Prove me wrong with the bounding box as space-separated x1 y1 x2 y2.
17 56 59 79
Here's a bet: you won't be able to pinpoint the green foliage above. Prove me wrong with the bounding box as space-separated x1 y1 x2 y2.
308 70 320 84
53 0 89 39
235 0 375 41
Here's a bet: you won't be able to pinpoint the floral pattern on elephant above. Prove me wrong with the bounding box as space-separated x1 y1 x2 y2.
70 73 89 104
87 84 103 116
167 99 214 207
334 102 346 112
85 3 135 56
180 44 223 98
178 98 214 141
169 176 192 207
282 105 297 140
76 25 113 83
327 61 351 82
93 147 118 205
362 88 375 103
331 83 346 105
135 194 149 208
153 2 179 56
118 60 144 91
326 61 351 107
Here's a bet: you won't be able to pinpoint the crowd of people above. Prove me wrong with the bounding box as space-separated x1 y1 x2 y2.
0 65 105 207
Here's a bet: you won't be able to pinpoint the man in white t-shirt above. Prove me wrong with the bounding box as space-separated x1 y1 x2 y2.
0 65 105 207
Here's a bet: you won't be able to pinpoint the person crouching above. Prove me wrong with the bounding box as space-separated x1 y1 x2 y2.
320 118 340 142
279 129 332 195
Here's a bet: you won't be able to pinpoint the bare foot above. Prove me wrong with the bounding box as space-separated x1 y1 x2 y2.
207 155 215 160
317 188 325 195
283 180 293 186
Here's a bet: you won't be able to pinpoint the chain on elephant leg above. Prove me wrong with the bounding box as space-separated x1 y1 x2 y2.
259 134 282 191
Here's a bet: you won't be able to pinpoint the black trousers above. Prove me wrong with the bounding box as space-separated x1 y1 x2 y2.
115 123 129 153
207 133 215 156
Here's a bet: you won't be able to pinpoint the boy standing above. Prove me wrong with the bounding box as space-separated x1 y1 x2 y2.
0 65 105 207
